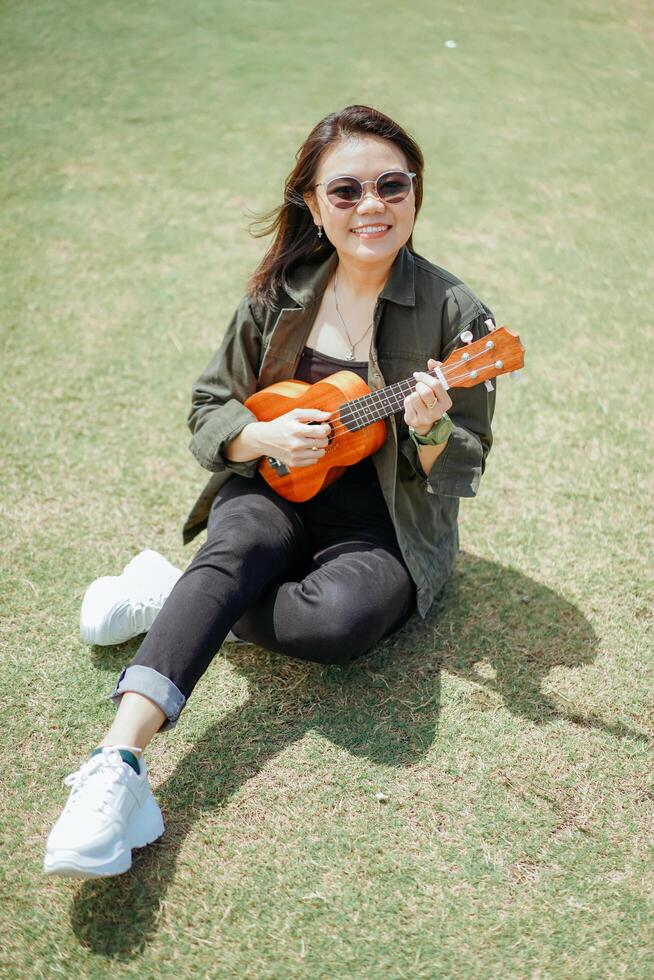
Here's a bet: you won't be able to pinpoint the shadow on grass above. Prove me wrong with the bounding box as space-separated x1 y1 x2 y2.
70 551 641 958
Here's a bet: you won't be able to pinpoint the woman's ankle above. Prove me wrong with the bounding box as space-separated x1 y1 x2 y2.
102 690 167 751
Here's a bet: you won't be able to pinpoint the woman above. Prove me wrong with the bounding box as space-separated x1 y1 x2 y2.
44 105 495 878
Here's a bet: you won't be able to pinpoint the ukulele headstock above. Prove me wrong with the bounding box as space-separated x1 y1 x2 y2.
442 326 525 389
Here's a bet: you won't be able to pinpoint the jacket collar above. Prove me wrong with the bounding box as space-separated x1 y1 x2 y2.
379 245 416 307
283 244 416 309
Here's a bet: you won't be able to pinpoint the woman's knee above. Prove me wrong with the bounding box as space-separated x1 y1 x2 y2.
207 476 300 542
275 584 387 665
282 564 416 664
193 483 304 574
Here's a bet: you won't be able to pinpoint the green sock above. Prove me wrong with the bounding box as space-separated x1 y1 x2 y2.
91 746 140 775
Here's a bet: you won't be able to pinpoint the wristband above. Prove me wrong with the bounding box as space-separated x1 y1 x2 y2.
409 412 453 447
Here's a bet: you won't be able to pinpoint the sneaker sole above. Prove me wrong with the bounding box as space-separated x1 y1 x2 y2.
79 617 144 647
44 846 134 878
44 796 165 879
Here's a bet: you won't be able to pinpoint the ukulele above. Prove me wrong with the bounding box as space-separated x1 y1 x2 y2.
245 325 525 502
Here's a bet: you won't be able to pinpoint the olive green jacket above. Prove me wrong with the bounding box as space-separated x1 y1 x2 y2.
183 245 496 617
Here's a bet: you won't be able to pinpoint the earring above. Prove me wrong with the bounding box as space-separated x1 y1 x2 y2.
317 226 323 238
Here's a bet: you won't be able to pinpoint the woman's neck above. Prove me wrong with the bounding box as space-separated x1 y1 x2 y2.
333 252 396 301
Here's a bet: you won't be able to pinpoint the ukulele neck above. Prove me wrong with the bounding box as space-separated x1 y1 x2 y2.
341 376 426 431
339 327 522 431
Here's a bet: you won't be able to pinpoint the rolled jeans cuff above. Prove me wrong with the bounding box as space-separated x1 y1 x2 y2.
110 665 186 732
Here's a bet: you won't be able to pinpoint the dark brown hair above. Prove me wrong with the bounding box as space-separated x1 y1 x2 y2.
245 105 424 307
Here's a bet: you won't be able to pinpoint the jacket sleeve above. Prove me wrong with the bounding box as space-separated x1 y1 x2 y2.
400 284 496 498
187 294 263 476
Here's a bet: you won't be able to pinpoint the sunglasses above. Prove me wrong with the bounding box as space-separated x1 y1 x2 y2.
314 169 416 209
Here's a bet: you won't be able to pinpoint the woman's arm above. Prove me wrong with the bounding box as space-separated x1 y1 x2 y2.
400 288 496 497
187 296 263 474
403 357 453 477
414 439 449 477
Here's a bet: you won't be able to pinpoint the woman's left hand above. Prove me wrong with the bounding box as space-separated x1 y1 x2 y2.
404 358 453 436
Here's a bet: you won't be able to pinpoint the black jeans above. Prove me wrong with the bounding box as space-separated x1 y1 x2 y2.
114 474 415 725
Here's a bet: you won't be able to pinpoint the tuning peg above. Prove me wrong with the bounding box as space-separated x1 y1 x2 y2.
510 371 521 383
460 330 474 344
484 318 496 332
484 379 494 392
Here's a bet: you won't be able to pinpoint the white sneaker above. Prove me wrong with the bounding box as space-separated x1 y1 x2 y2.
44 747 165 878
80 550 184 646
224 630 250 644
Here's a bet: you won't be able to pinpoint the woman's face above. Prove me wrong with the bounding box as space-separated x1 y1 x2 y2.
305 136 416 265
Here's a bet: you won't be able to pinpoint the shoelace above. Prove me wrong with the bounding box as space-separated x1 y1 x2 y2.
63 750 127 817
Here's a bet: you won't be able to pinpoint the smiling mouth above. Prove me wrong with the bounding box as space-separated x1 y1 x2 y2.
350 225 392 234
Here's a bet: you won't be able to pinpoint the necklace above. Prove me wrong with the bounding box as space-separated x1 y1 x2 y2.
333 274 374 360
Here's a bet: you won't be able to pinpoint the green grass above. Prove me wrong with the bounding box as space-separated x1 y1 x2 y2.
1 0 653 976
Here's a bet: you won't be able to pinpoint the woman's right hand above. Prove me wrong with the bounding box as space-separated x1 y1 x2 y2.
228 409 332 468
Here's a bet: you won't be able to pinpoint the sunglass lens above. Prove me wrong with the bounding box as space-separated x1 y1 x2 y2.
325 177 362 208
378 171 412 202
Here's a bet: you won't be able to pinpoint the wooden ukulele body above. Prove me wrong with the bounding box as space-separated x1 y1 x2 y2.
245 371 387 501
